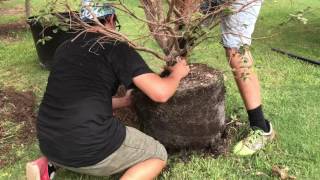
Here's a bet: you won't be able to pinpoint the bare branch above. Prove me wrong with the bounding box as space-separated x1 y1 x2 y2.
61 0 262 63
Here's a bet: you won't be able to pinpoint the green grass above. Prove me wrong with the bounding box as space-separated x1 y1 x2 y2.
0 0 79 24
1 0 320 179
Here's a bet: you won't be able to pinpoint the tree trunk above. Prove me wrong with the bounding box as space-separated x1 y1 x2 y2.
139 0 173 55
25 0 31 18
139 0 203 58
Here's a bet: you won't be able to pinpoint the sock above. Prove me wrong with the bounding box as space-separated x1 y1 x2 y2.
247 105 269 132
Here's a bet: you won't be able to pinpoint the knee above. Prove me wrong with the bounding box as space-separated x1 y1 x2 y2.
156 142 168 164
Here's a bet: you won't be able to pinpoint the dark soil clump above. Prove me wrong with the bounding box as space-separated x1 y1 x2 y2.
0 6 24 16
134 63 226 152
0 87 36 168
178 63 221 92
113 86 140 129
114 64 243 157
165 118 245 166
0 21 28 36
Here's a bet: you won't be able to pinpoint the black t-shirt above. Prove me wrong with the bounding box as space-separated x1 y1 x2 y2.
37 32 153 167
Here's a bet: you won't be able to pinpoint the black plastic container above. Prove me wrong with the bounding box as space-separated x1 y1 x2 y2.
28 12 77 70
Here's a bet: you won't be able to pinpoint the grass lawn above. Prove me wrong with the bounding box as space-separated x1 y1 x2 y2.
0 0 319 179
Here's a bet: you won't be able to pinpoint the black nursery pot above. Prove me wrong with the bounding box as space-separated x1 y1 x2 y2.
27 12 77 70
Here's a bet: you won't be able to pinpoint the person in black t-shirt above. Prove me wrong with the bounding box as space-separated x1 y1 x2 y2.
26 3 190 180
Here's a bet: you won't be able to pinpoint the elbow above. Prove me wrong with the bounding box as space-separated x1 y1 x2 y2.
150 91 171 103
153 95 169 103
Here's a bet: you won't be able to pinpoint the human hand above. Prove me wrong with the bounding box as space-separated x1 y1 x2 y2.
167 57 190 79
122 89 133 107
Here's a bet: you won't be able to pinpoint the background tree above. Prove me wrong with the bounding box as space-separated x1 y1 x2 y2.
25 0 31 18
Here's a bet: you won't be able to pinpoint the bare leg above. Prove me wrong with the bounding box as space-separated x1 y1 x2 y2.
226 48 261 110
120 158 166 180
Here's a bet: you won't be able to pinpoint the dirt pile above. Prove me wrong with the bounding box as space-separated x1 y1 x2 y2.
0 21 28 36
0 4 28 35
0 87 36 168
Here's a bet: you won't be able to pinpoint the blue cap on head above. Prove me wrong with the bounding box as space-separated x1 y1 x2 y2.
80 0 116 22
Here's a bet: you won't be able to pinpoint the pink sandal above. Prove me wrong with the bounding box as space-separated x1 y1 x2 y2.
26 157 56 180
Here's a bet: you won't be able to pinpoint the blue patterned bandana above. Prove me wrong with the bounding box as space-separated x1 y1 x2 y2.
80 0 116 21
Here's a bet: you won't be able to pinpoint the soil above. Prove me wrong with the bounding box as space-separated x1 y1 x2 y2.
0 4 27 35
114 82 244 157
134 63 226 151
127 63 243 158
201 118 246 157
113 86 140 129
0 87 36 168
0 20 28 36
0 5 24 16
178 63 221 92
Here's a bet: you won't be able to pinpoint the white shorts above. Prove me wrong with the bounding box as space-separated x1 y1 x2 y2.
220 0 263 49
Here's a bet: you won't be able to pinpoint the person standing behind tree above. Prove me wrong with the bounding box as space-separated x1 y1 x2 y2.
198 0 276 156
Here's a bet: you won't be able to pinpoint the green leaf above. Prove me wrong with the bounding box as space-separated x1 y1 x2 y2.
59 26 69 32
63 18 70 23
36 39 45 45
52 29 58 33
223 7 233 15
54 21 61 27
44 36 52 41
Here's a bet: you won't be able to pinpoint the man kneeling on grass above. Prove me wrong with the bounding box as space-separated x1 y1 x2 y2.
26 3 190 180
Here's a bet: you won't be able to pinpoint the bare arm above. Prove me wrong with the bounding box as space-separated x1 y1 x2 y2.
112 90 133 109
133 58 190 103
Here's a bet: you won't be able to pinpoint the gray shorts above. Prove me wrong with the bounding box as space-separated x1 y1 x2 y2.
53 127 167 177
220 0 264 49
